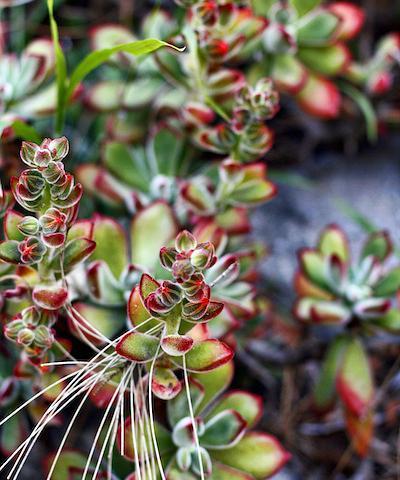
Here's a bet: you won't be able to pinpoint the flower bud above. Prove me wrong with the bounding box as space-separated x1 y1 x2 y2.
172 258 195 281
42 161 65 185
17 328 35 347
191 242 216 269
34 148 52 167
175 230 197 253
40 208 67 234
19 170 45 198
18 216 40 236
34 325 54 349
4 319 25 341
177 447 192 471
160 247 178 270
18 236 46 264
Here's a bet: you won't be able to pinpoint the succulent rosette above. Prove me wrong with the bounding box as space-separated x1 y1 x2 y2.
0 39 57 139
294 224 400 455
253 1 363 118
118 363 290 479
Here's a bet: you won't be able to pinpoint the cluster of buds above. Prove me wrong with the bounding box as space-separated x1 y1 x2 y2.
232 78 280 132
1 137 83 267
190 1 266 65
149 230 219 321
4 306 56 358
0 137 95 357
195 78 278 162
13 137 82 214
116 231 233 400
294 225 400 330
260 1 366 118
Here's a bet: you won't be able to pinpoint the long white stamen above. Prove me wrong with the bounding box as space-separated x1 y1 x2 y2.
148 343 166 480
8 355 121 480
81 364 126 480
92 364 132 479
183 355 205 480
45 355 121 480
129 375 143 480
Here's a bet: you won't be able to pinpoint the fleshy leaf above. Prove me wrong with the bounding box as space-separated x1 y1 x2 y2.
336 338 374 417
298 43 351 76
69 302 125 346
192 361 234 414
91 216 128 278
212 432 290 479
62 238 96 271
0 240 21 263
32 285 68 310
4 210 25 241
167 378 205 426
296 73 341 119
344 407 373 457
207 391 262 429
361 231 392 262
202 410 246 448
318 224 349 262
174 340 234 372
296 11 340 46
161 335 194 356
313 335 350 410
152 367 182 400
131 201 177 270
116 331 160 362
374 267 400 296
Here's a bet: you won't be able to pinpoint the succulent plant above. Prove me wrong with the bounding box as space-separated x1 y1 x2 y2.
0 137 95 358
294 225 400 455
119 362 290 479
0 39 57 139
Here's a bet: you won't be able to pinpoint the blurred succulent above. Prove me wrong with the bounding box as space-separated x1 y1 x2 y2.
119 362 290 478
251 1 367 118
194 78 279 162
0 39 57 139
346 33 400 95
294 225 400 455
294 225 400 330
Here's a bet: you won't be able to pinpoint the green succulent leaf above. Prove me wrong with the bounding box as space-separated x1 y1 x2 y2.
4 211 25 241
131 202 177 271
296 11 340 46
336 337 374 417
314 335 350 409
290 0 321 17
202 410 247 448
373 308 400 333
62 238 96 271
192 362 234 414
116 331 160 363
318 225 349 262
91 216 128 278
174 340 233 373
168 378 205 426
207 390 262 429
374 267 400 296
361 231 392 262
104 142 150 192
212 432 289 479
0 240 22 263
